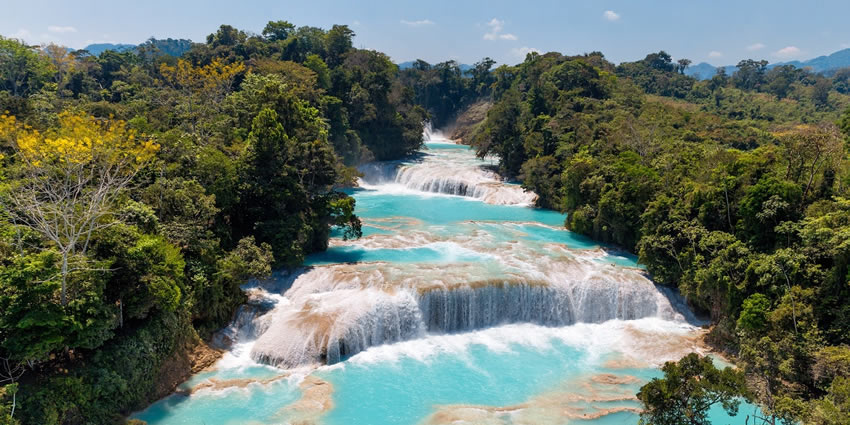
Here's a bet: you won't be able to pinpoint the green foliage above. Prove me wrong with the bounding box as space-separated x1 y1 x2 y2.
733 59 769 91
0 18 402 424
0 383 19 425
737 177 802 249
637 353 749 425
737 293 771 333
0 250 113 362
196 237 273 330
475 48 850 424
0 36 53 98
616 51 694 98
262 20 295 42
17 310 194 425
808 376 850 424
398 59 486 127
335 49 425 160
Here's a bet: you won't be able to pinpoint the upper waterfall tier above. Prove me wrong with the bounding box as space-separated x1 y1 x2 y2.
357 139 537 206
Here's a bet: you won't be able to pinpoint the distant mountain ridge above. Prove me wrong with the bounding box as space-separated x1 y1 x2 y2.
75 38 193 57
684 48 850 80
772 48 850 74
81 43 136 56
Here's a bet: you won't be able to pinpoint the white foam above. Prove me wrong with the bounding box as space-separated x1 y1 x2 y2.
245 251 694 368
357 132 537 206
342 318 701 367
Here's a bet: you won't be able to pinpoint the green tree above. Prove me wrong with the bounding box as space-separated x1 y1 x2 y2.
324 25 353 67
812 78 832 108
262 20 295 42
737 293 771 334
734 59 769 91
0 383 19 425
0 36 53 97
765 65 798 100
808 377 850 424
637 353 749 425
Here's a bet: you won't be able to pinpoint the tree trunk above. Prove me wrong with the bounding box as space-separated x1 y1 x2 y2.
780 266 799 335
61 252 68 306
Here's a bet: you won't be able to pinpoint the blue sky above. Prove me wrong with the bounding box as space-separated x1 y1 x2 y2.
2 0 849 66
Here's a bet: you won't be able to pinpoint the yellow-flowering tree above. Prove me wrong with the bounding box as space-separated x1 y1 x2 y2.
159 58 245 140
0 112 159 305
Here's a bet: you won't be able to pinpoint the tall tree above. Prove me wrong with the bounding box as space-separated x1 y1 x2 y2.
0 112 159 305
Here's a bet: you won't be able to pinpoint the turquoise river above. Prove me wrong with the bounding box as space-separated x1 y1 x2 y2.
132 129 759 424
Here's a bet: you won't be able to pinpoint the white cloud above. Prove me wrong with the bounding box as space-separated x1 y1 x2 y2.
774 46 801 58
841 42 850 49
48 25 77 33
486 18 504 32
747 43 765 51
483 18 517 41
511 46 541 59
352 20 361 26
603 10 620 21
708 51 723 58
400 19 434 27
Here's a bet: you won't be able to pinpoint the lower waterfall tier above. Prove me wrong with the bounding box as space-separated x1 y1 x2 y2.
248 261 694 367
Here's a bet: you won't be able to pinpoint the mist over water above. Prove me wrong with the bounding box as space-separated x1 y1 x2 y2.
132 128 753 425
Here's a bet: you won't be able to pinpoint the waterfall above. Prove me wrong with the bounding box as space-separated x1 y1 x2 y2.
247 261 696 368
211 290 279 349
357 124 538 205
418 280 686 333
423 122 448 142
250 288 425 367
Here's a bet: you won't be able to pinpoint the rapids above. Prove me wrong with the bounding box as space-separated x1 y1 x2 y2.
132 129 758 424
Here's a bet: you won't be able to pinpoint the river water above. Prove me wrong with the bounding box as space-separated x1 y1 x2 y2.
132 129 756 424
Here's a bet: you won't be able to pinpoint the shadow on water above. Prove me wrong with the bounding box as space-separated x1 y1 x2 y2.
304 247 368 265
655 285 708 326
132 392 191 422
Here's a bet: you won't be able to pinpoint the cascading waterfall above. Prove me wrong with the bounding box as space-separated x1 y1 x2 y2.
247 257 696 368
357 124 538 205
422 121 444 142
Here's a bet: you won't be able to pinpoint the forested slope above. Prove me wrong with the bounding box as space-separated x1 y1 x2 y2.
0 21 422 424
462 50 850 423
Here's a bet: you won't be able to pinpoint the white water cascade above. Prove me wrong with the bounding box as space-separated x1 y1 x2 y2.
357 123 538 205
245 254 696 368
